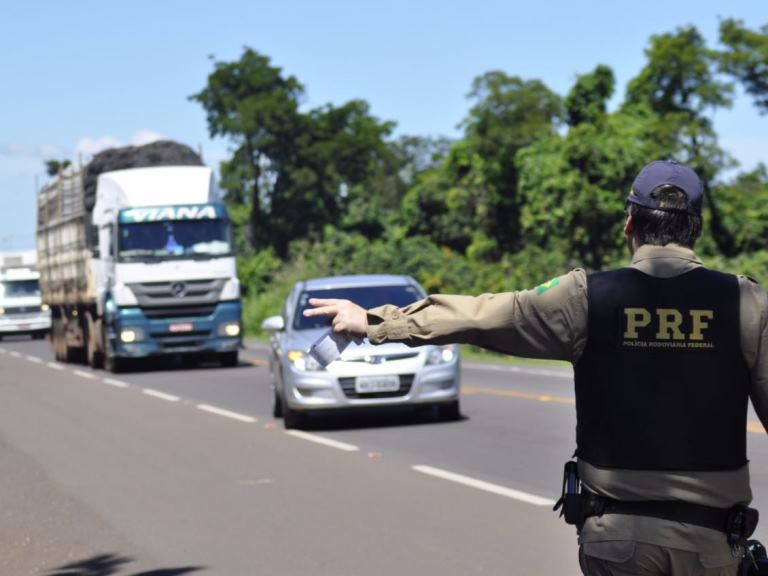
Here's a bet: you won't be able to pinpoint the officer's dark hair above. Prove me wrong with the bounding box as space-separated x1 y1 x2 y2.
626 184 702 248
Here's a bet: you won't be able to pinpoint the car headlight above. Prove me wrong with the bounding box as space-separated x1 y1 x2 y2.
287 349 324 371
120 327 145 343
426 345 457 365
218 322 241 337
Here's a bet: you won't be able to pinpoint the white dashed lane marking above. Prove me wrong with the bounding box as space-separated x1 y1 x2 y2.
412 465 555 506
102 378 129 389
196 404 257 423
284 430 359 452
143 389 180 402
9 351 22 358
46 361 64 370
25 355 43 363
73 369 96 380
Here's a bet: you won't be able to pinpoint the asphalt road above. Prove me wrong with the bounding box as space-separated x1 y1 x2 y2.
1 337 767 575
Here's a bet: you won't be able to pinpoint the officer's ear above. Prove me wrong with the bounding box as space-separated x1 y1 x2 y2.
624 214 633 237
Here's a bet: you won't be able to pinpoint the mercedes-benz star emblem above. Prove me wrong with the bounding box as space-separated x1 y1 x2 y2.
171 282 187 298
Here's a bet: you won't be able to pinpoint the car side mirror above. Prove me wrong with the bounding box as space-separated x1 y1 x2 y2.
261 315 285 332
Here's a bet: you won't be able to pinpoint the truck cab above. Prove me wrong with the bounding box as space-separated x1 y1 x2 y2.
0 251 51 340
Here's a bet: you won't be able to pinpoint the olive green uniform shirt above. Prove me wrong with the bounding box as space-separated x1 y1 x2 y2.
366 244 768 565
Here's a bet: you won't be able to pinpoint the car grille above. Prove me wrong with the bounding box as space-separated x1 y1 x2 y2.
142 304 217 319
338 374 415 399
342 352 420 364
3 306 42 315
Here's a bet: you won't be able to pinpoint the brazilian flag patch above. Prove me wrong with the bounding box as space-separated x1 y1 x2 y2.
535 276 561 295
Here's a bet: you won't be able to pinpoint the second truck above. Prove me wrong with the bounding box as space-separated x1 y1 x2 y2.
37 141 242 372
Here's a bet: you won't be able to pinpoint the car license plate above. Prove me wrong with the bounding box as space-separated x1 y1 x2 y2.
354 375 400 394
169 322 194 333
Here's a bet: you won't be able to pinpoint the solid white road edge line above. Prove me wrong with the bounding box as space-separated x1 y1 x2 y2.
196 404 257 423
73 369 96 380
25 355 43 363
143 389 180 402
46 362 64 370
412 465 556 506
103 378 129 389
284 430 359 452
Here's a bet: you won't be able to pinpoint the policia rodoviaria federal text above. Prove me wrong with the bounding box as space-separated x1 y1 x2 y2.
304 160 768 576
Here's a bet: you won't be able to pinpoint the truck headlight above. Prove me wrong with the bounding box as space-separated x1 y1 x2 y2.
426 345 457 365
287 350 323 372
218 322 241 337
120 327 145 343
41 304 50 312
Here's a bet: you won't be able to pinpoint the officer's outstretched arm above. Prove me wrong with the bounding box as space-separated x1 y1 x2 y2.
304 298 368 338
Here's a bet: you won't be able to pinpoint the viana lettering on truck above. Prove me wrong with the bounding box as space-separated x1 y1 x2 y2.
119 204 220 223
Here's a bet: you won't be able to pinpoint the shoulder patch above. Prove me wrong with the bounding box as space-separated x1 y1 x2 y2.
535 276 561 295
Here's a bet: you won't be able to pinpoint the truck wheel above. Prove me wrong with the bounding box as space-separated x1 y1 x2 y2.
85 317 103 369
219 351 239 368
104 353 125 374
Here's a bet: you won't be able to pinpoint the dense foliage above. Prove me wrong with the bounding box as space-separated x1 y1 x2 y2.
190 22 768 335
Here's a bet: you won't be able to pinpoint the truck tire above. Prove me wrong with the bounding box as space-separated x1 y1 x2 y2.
85 315 103 369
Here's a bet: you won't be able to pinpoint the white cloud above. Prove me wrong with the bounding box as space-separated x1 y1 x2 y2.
72 129 166 161
74 136 123 157
0 143 65 159
131 130 165 146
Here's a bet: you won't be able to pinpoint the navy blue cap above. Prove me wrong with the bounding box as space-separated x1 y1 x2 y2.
627 160 704 216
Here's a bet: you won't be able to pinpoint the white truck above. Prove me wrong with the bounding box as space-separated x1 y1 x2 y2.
0 250 51 339
37 141 242 372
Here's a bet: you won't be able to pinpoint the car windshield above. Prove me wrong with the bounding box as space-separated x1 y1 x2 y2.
294 284 423 330
0 279 40 298
118 219 232 262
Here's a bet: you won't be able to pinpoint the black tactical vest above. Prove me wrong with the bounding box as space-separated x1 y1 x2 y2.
575 267 749 471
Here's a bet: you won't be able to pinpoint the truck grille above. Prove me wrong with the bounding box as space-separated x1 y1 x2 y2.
142 304 217 319
338 375 415 399
3 306 43 315
128 279 226 307
149 330 212 350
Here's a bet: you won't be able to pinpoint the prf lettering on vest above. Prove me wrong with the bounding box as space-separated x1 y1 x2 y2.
622 308 715 350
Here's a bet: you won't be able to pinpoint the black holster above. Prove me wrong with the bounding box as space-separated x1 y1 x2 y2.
553 461 585 528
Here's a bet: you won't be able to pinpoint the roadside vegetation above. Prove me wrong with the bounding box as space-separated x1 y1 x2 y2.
188 20 768 338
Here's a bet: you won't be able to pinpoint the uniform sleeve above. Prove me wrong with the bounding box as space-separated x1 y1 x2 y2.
365 269 588 363
740 276 768 431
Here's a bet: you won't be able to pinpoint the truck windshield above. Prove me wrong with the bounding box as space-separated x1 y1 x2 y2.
118 219 232 262
0 280 40 298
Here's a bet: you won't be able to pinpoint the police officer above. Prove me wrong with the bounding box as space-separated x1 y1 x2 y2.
304 159 768 576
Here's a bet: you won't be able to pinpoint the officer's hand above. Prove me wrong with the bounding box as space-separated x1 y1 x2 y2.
304 298 368 338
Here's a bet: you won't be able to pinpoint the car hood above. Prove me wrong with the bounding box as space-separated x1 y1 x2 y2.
288 328 428 360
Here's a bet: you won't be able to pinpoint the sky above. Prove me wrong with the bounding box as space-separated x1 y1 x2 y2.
1 0 766 250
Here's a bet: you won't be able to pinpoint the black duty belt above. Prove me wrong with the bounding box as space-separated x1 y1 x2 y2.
585 493 731 532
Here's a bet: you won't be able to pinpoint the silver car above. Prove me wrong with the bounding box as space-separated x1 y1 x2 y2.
260 274 461 429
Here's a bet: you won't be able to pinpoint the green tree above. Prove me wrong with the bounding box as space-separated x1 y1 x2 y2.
565 65 615 126
624 25 738 254
44 159 71 177
719 19 768 114
192 48 399 256
190 48 304 251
